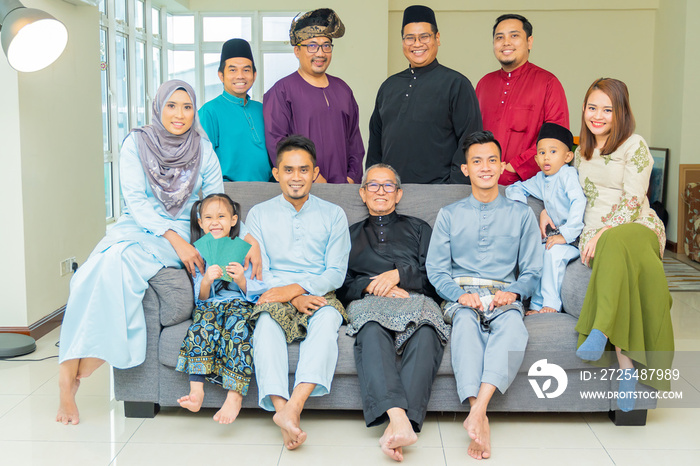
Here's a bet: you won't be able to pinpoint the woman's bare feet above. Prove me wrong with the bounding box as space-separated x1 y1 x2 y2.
213 390 243 424
177 381 205 412
273 400 307 450
57 375 80 425
464 411 491 460
540 306 557 313
379 408 418 462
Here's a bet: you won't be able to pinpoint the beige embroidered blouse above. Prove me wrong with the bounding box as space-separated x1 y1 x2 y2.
574 134 665 257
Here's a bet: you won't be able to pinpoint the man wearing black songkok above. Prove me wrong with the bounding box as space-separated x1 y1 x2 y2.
367 5 482 184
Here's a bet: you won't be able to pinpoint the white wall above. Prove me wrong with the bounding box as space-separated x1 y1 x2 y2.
1 0 104 327
0 54 28 326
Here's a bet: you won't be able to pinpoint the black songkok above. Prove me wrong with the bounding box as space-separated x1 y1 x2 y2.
220 38 255 71
402 5 438 29
289 8 345 46
537 123 574 151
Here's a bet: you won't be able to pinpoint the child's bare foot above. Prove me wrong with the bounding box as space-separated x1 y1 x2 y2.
178 381 205 413
56 376 80 425
379 410 418 462
525 310 539 316
463 411 491 460
213 390 243 424
273 401 307 450
540 306 557 313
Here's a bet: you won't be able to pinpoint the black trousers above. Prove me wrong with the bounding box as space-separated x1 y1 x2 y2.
354 322 444 432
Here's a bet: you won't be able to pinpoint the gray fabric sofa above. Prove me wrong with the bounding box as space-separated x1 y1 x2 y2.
114 182 655 425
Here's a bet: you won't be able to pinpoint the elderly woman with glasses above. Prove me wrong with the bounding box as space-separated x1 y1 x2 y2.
337 163 450 462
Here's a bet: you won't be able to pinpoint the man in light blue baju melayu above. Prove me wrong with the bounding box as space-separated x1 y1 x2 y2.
246 135 350 451
426 131 542 460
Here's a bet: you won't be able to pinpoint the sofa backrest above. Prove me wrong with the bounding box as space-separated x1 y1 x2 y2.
225 182 544 228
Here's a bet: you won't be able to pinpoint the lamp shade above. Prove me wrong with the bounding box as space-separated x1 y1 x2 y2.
1 6 68 72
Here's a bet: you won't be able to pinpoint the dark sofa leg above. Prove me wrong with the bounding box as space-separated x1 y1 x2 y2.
608 409 647 426
124 401 160 418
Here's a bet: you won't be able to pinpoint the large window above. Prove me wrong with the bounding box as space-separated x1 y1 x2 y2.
166 12 297 104
100 3 299 221
100 0 163 222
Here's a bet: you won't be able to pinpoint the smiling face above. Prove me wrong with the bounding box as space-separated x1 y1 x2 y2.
535 138 573 176
493 18 532 72
402 22 440 68
295 36 333 77
359 167 403 216
584 89 614 147
461 142 502 199
198 199 238 239
273 149 319 206
160 89 195 135
218 57 256 99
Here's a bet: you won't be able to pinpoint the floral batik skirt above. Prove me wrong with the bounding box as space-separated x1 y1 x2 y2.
176 299 255 395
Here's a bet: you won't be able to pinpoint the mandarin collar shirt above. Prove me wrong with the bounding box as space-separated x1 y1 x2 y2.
426 194 542 302
245 194 350 296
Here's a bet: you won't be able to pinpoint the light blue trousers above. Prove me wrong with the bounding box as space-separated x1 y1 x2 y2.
253 306 342 411
451 307 528 402
530 243 580 311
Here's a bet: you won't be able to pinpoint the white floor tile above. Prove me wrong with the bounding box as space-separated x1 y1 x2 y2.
0 359 59 395
584 408 700 450
128 407 283 445
0 394 26 418
438 412 602 449
0 395 143 443
279 445 446 466
671 292 700 311
607 448 700 465
444 446 613 465
0 440 124 466
33 362 112 397
111 442 282 466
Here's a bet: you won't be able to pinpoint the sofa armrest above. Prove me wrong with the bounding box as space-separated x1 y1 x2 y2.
113 271 167 404
148 267 195 327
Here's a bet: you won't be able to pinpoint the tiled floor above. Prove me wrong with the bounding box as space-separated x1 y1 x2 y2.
2 291 700 465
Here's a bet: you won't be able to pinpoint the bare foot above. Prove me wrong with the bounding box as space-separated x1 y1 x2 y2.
540 307 557 313
177 382 204 413
56 376 80 425
463 412 491 460
380 420 418 461
213 390 243 424
273 401 307 450
525 310 540 316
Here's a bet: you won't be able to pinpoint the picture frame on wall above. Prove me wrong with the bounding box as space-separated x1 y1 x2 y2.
648 147 669 207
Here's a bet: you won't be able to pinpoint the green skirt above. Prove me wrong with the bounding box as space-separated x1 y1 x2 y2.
575 223 674 391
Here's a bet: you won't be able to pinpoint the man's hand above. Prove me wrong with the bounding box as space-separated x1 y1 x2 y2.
314 173 328 183
243 234 262 281
290 295 328 316
257 284 306 304
386 286 410 299
545 234 566 250
504 163 516 173
539 209 556 239
490 290 518 310
365 269 401 297
458 293 483 311
346 177 355 184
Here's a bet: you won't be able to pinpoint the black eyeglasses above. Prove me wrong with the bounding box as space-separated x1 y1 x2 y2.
364 182 398 193
402 33 434 46
298 43 334 53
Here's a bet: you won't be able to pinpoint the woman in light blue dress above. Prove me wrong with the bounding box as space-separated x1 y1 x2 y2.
56 80 260 425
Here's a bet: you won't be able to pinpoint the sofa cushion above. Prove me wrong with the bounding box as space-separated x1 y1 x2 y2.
159 319 191 367
148 267 195 327
561 260 592 319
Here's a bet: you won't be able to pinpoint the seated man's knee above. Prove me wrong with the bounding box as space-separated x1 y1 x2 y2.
311 305 342 329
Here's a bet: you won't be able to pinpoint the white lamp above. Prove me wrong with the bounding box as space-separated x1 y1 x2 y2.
0 0 68 72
